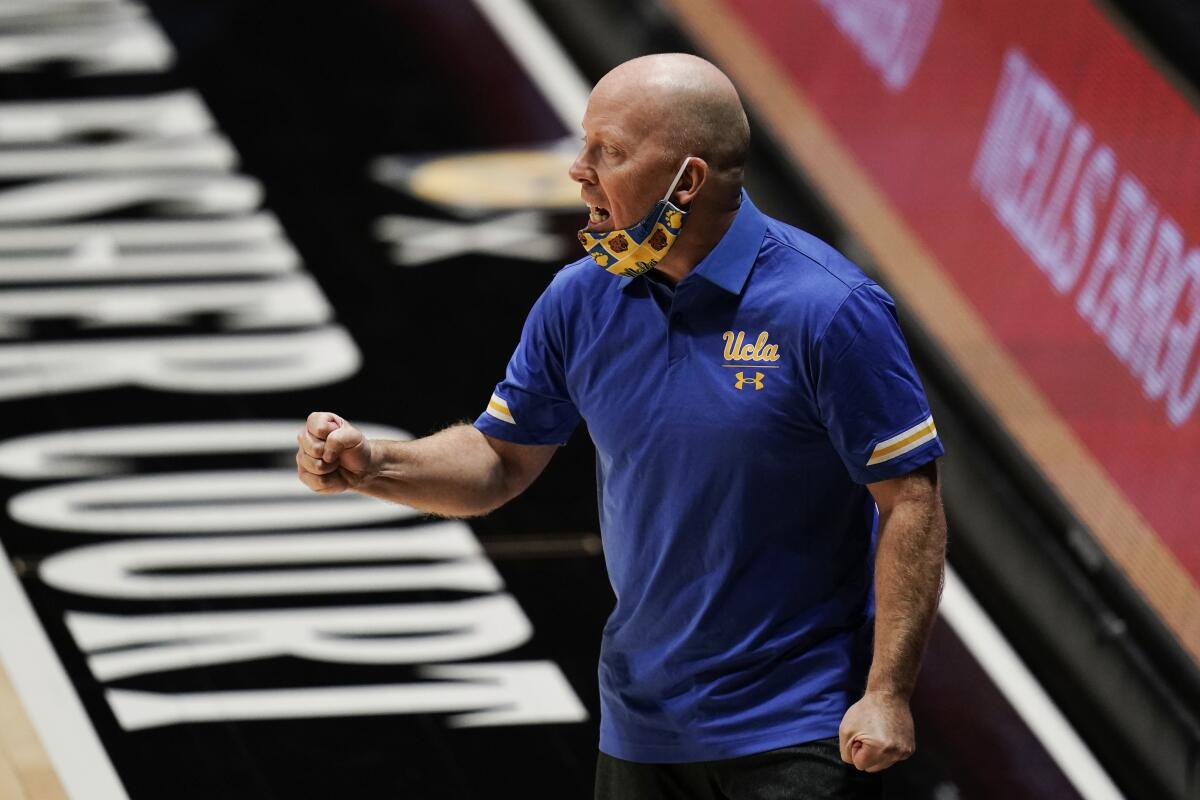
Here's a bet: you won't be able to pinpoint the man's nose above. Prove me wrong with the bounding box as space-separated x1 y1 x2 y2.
568 150 594 184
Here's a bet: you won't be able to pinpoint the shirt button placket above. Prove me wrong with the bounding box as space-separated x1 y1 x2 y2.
667 302 687 366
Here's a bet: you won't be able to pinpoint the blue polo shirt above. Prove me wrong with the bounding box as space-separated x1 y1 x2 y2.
475 192 943 763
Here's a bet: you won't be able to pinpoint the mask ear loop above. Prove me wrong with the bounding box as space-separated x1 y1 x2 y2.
661 156 695 202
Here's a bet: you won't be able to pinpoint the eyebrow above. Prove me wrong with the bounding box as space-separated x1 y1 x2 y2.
582 124 628 147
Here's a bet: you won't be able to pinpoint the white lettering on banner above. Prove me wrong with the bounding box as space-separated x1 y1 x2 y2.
0 326 360 401
0 174 261 222
0 0 587 740
10 469 412 533
1077 176 1157 340
69 595 533 680
0 0 173 75
0 135 236 178
107 662 589 731
7 420 588 732
0 216 298 284
0 420 411 480
4 415 583 730
37 526 504 599
4 416 585 730
972 48 1200 427
1166 255 1200 423
0 91 211 144
0 90 234 177
818 0 941 91
0 274 331 337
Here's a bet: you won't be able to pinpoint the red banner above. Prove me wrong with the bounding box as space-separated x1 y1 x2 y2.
678 0 1200 648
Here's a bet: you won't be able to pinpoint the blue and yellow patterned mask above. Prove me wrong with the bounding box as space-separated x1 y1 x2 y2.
577 157 693 278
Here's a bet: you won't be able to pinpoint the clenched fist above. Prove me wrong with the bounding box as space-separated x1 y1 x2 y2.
296 412 374 493
838 690 915 773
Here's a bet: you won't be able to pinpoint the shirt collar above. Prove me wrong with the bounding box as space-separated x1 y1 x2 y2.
619 189 767 295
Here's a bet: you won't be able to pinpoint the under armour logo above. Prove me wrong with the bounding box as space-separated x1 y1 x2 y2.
734 371 764 390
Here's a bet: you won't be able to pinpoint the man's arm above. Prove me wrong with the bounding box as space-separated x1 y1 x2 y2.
296 411 557 517
838 459 947 772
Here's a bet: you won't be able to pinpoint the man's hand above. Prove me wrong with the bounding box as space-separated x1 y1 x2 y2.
838 690 915 772
295 416 557 516
296 411 374 493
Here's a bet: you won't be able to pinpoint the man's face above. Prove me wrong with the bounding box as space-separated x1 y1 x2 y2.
569 86 676 235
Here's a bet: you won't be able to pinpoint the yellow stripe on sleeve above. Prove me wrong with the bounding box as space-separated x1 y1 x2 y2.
867 416 937 466
486 394 516 425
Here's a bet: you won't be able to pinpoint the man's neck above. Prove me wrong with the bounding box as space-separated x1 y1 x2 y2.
651 197 741 285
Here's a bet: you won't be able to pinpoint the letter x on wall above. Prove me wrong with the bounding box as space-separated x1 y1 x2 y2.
373 211 567 267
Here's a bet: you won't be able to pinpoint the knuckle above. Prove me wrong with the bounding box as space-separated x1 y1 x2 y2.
300 463 334 482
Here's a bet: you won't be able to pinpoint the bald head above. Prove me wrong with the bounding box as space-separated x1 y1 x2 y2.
592 53 750 174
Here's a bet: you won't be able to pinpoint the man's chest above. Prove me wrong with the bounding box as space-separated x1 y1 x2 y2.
563 290 827 455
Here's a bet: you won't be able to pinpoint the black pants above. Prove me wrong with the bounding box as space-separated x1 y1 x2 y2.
595 737 883 800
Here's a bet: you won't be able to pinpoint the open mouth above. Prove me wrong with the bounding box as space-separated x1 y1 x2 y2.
585 204 612 232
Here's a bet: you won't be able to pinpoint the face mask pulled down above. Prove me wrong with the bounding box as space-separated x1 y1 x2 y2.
577 157 694 278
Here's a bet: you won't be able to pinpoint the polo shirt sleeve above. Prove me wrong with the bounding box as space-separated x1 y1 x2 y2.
815 283 944 484
474 279 580 446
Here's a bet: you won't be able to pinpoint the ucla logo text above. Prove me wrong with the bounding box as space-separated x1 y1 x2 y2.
734 371 765 391
722 331 780 362
723 331 778 391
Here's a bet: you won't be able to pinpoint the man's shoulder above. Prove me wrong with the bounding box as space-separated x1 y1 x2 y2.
547 254 613 297
758 217 873 295
751 216 883 320
523 256 615 321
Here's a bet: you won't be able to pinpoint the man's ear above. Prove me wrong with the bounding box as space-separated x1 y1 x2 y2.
673 157 708 206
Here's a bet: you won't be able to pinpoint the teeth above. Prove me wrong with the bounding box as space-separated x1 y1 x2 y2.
589 209 603 223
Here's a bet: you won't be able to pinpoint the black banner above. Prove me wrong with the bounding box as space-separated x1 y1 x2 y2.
0 1 608 797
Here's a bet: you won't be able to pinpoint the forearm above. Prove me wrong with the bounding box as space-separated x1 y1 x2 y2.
355 424 511 517
866 492 947 699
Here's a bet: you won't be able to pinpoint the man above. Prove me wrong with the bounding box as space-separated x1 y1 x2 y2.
297 53 946 799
